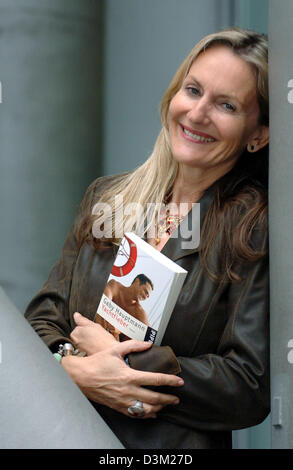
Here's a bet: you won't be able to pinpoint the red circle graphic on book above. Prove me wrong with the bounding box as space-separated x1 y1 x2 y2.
111 235 138 277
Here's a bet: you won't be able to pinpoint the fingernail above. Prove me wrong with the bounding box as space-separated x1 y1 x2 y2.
173 398 180 405
177 378 184 385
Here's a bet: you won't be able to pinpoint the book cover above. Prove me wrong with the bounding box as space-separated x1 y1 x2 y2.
95 232 187 345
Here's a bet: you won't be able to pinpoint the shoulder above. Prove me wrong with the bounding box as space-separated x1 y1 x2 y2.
250 209 268 251
85 172 130 203
104 279 119 296
211 180 268 279
222 180 268 231
78 172 130 216
106 279 119 289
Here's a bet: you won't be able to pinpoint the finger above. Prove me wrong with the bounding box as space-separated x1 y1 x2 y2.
124 402 162 419
133 387 180 406
130 369 184 388
143 404 163 415
113 339 153 357
73 312 93 326
70 325 87 346
69 328 78 343
73 312 94 326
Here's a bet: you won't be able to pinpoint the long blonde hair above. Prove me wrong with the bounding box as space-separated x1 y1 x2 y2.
78 27 269 279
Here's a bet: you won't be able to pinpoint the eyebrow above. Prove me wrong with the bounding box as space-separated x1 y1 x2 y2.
184 74 244 107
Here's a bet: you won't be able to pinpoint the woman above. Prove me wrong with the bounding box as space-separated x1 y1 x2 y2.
25 27 270 449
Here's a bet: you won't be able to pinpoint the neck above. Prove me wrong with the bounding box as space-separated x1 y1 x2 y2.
125 285 138 304
170 164 228 206
117 285 134 305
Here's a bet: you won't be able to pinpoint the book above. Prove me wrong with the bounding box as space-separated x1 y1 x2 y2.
95 232 187 345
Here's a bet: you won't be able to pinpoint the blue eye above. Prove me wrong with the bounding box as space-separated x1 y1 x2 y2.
186 86 200 96
222 102 235 112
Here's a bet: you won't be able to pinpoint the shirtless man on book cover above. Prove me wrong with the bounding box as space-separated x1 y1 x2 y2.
96 274 154 341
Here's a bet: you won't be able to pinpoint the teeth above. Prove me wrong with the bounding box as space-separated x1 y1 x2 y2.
183 128 215 142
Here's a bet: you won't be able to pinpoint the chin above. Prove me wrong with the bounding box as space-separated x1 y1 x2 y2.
173 154 206 168
171 146 207 164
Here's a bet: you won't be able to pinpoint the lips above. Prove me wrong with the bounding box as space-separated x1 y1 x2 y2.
181 124 217 143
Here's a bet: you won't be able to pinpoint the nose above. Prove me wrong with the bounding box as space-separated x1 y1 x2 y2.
187 96 211 124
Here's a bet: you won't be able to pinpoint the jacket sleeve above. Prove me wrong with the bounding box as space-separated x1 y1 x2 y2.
128 227 270 431
24 180 98 352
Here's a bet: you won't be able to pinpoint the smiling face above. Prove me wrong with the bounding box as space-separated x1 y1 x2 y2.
168 46 269 176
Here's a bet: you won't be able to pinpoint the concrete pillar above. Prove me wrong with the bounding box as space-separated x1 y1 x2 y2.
269 0 293 449
0 0 103 312
0 287 123 449
103 0 234 176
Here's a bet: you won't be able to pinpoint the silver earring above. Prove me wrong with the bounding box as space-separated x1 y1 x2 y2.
249 144 255 152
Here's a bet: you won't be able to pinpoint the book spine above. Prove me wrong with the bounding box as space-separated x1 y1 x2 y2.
144 326 157 343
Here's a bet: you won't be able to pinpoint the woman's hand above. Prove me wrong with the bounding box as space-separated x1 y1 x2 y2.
62 338 184 419
70 312 117 355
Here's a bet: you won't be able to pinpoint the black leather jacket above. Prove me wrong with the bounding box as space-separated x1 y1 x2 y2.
24 175 270 449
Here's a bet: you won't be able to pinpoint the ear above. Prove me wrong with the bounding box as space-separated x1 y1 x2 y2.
247 125 269 153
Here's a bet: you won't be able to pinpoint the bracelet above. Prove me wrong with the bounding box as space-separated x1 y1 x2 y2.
53 352 62 363
53 343 79 363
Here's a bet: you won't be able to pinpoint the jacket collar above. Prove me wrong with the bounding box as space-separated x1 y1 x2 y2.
161 182 216 262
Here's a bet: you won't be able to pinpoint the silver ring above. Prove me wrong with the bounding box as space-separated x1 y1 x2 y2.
127 400 145 417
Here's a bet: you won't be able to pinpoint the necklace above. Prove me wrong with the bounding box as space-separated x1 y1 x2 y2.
155 206 183 245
